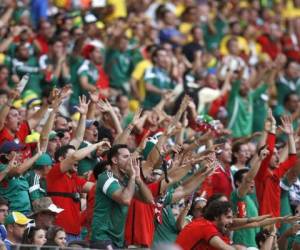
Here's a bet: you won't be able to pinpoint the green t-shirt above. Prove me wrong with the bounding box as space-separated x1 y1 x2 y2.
202 17 228 52
24 170 47 202
143 66 175 109
0 165 31 214
227 81 268 138
11 57 42 96
276 76 300 106
252 91 268 132
105 48 133 92
153 206 179 245
231 190 259 248
91 170 128 247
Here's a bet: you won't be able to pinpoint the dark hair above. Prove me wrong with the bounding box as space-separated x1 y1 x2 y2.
0 197 8 207
255 229 270 247
203 200 232 221
22 227 45 245
151 47 166 63
232 142 246 164
107 144 128 164
283 91 298 106
54 145 75 162
98 126 114 144
233 168 249 188
202 193 228 215
93 160 109 180
46 226 65 246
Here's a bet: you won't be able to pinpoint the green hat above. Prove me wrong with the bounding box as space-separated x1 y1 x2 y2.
142 132 163 160
49 131 58 140
34 153 53 168
5 211 32 225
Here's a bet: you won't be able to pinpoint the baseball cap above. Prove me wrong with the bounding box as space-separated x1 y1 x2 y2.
49 131 58 140
5 211 32 225
0 141 25 154
86 120 99 129
84 13 97 24
31 197 64 216
34 153 53 168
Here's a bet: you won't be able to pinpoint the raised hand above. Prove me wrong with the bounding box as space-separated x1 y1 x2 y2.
89 90 100 103
131 108 143 126
98 99 113 113
264 108 276 132
258 147 269 160
279 115 293 135
96 141 111 154
75 95 90 115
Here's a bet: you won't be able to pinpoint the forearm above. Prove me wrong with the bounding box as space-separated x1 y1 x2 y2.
261 236 275 250
121 176 136 204
70 114 86 149
72 143 98 161
87 102 96 119
0 7 14 25
108 110 123 136
146 83 164 95
40 110 56 151
0 35 13 53
0 101 12 130
176 205 190 231
10 153 40 176
114 124 134 145
288 134 296 154
28 103 49 130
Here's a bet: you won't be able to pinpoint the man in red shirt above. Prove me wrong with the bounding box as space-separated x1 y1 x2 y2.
255 115 297 217
0 91 49 159
176 200 235 250
47 142 107 242
200 140 233 199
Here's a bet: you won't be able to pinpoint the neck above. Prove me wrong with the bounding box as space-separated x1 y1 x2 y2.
111 165 125 181
7 233 18 244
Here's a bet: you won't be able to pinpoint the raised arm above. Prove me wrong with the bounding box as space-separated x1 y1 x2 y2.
0 90 19 131
60 141 109 173
70 95 90 150
237 147 269 197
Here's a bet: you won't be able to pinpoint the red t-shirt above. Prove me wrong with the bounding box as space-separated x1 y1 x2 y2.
124 181 161 247
259 154 297 217
176 218 230 250
0 121 32 159
46 163 87 235
200 164 233 199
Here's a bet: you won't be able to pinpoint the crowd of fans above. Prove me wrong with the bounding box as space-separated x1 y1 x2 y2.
2 0 300 250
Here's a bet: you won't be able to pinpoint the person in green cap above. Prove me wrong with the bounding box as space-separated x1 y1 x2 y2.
4 211 32 250
25 153 53 202
0 141 42 215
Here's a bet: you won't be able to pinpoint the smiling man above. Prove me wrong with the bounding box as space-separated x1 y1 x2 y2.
176 200 235 250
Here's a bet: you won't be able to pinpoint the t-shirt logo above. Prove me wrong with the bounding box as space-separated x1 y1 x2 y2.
237 201 247 218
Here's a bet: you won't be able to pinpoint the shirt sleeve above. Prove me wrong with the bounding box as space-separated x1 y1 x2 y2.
17 122 31 143
98 173 122 198
255 133 276 182
274 154 297 179
148 181 161 198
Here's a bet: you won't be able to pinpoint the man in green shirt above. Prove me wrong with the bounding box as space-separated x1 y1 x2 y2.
25 153 52 202
227 79 268 138
143 48 175 109
0 141 41 215
231 147 268 248
91 144 153 249
70 45 100 109
105 35 133 94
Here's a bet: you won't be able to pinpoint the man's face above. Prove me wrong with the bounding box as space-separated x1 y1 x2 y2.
287 62 300 79
234 144 250 164
17 45 30 60
0 67 9 82
10 223 27 242
40 22 54 39
0 205 8 224
84 124 98 143
219 143 232 164
238 172 255 193
155 50 168 69
114 148 131 174
90 49 103 65
60 132 71 146
0 94 8 106
55 117 68 130
286 94 299 113
48 138 60 155
216 210 233 234
270 148 280 169
6 109 20 133
65 148 77 172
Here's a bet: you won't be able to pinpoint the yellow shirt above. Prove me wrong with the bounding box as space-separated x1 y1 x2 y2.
131 59 152 101
219 35 250 56
106 0 127 21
